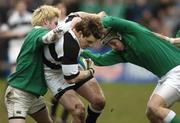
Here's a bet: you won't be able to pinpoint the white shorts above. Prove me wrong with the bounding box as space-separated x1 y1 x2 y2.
4 86 46 119
44 66 75 96
152 65 180 106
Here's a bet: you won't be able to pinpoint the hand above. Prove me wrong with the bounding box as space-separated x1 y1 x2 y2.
86 58 95 70
97 11 107 18
71 17 82 28
53 26 63 34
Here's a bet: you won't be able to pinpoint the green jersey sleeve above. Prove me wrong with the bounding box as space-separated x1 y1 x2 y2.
81 50 125 66
35 28 49 46
101 16 149 33
25 27 49 48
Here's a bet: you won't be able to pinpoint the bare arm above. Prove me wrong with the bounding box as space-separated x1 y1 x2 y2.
0 31 25 40
153 32 180 44
42 17 81 44
66 69 94 84
76 11 107 18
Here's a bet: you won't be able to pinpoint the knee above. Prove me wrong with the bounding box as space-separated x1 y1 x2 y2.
91 95 106 111
146 102 159 118
71 103 86 119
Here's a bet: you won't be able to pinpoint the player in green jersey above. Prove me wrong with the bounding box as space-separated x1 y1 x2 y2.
4 5 79 123
81 16 180 123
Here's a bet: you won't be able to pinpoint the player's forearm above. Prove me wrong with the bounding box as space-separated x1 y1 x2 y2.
81 50 122 66
66 69 94 84
173 38 180 44
154 32 175 43
76 11 106 18
154 32 180 44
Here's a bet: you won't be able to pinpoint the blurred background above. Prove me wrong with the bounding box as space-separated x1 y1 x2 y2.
0 0 180 123
0 0 180 82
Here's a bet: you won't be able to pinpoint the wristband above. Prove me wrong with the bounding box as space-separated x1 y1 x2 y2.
89 68 95 75
169 38 174 44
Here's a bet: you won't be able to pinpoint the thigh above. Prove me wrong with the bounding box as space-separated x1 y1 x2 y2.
30 106 52 123
60 89 84 111
76 78 105 102
152 83 180 107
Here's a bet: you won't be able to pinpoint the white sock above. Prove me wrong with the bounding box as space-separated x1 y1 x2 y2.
163 110 176 123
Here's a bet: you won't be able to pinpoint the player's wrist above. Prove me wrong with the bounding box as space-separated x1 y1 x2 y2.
169 38 174 44
89 68 95 75
165 37 174 44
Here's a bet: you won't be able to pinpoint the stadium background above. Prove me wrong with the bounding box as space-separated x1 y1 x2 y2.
0 0 179 123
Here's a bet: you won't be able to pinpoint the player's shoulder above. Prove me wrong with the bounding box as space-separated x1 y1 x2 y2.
64 30 78 44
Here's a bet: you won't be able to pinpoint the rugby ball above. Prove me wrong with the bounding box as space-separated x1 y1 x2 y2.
78 56 88 70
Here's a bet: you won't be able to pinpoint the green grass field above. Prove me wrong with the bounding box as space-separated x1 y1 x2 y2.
1 81 180 123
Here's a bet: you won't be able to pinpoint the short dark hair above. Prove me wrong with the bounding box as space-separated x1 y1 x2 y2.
74 16 104 39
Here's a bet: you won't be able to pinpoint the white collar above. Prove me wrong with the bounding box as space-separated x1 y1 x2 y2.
69 29 80 46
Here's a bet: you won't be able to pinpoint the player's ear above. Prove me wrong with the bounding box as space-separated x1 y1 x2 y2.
43 20 49 26
78 31 83 39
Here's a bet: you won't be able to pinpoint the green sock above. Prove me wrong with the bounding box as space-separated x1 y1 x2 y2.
170 115 180 123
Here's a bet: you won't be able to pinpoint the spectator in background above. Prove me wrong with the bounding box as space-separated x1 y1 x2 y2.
64 0 81 15
0 6 24 78
173 22 180 37
25 0 44 12
52 0 67 21
0 6 10 78
126 0 152 22
7 0 32 72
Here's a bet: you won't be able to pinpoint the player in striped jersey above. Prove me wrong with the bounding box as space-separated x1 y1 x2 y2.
44 13 105 123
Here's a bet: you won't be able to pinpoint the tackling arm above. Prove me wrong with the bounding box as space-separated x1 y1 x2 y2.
76 11 107 18
42 21 72 44
153 32 180 46
81 50 124 66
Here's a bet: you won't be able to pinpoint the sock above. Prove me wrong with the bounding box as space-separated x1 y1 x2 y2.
61 109 69 121
86 105 102 123
170 115 180 123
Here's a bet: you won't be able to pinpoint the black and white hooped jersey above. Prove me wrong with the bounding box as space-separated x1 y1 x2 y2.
43 13 81 80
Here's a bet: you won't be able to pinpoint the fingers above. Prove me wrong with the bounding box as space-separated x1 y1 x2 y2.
71 17 82 28
53 28 63 34
86 58 95 70
97 11 107 18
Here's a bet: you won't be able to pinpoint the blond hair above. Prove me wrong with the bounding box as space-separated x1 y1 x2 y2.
31 5 60 27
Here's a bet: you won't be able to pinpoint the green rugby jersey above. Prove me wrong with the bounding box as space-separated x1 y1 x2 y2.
8 27 49 96
82 16 180 78
176 30 180 37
